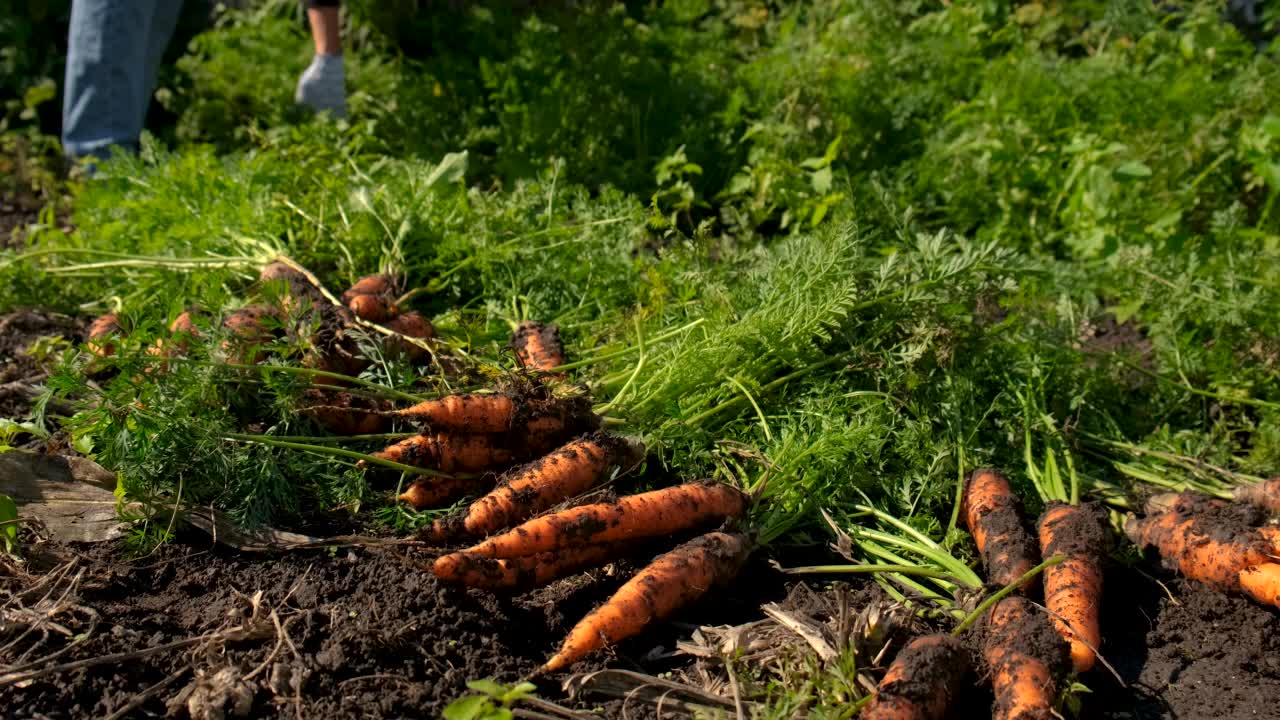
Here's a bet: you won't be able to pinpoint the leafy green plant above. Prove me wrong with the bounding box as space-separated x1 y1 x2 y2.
0 493 18 556
442 680 538 720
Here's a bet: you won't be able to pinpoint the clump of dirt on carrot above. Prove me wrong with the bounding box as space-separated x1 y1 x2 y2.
1037 501 1107 674
963 469 1040 592
980 595 1070 720
511 320 566 372
862 634 971 720
541 531 752 673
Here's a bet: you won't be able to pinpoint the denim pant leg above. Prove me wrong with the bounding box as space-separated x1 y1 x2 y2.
62 0 183 159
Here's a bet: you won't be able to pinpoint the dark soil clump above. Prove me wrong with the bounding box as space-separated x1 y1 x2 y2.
0 308 85 419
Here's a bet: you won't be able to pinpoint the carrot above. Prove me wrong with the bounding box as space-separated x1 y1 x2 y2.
340 274 394 304
963 469 1040 591
391 394 517 432
1037 502 1106 674
383 311 434 361
541 531 751 673
453 482 747 560
1259 525 1280 554
221 304 282 364
1233 477 1280 514
398 476 491 509
298 390 389 435
460 433 644 538
433 542 631 591
861 634 970 720
260 261 321 310
982 595 1068 720
1239 563 1280 609
347 293 398 322
360 433 514 473
1124 510 1273 591
86 312 121 357
146 311 201 371
511 321 565 372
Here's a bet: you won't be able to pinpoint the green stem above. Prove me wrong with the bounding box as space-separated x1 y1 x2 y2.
952 556 1067 636
162 357 428 404
221 432 454 478
685 355 847 428
548 318 706 372
1117 358 1280 411
243 432 416 444
780 564 953 578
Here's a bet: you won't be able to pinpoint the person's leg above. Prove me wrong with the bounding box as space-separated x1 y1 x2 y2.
62 0 155 159
137 0 186 135
295 0 346 119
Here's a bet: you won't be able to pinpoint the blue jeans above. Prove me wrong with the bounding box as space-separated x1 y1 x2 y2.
62 0 185 159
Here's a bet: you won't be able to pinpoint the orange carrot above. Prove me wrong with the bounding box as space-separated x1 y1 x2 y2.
982 596 1068 720
541 531 750 673
347 293 398 322
391 394 517 432
260 261 321 310
433 542 631 591
398 476 491 509
1234 478 1280 514
221 304 282 364
963 469 1039 591
383 311 434 361
1037 502 1106 674
340 274 394 304
1124 511 1273 591
451 482 747 560
861 634 970 720
460 434 644 538
511 321 565 372
298 390 389 435
1239 563 1280 609
86 312 122 357
360 433 514 473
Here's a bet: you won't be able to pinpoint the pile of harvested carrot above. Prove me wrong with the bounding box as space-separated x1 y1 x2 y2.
863 468 1280 720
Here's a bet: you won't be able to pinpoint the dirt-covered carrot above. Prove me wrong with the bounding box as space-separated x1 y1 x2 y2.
511 321 565 372
398 476 491 509
383 311 434 361
982 595 1068 720
460 433 644 538
1234 478 1280 514
963 469 1040 591
391 394 517 432
1259 525 1280 554
298 390 389 435
86 312 122 357
1037 502 1106 673
433 542 631 591
340 274 394 304
360 433 516 473
221 304 282 364
861 634 970 720
260 261 322 310
347 293 398 322
1239 563 1280 609
1124 510 1273 591
541 531 751 673
450 482 748 560
146 311 201 371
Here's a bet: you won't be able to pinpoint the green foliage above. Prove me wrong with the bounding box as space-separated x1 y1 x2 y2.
442 680 538 720
0 493 18 556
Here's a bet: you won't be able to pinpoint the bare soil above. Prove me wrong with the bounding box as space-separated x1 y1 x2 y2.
0 308 86 421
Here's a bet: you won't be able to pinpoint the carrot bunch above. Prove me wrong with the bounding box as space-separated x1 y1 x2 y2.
431 481 751 672
1125 491 1280 611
